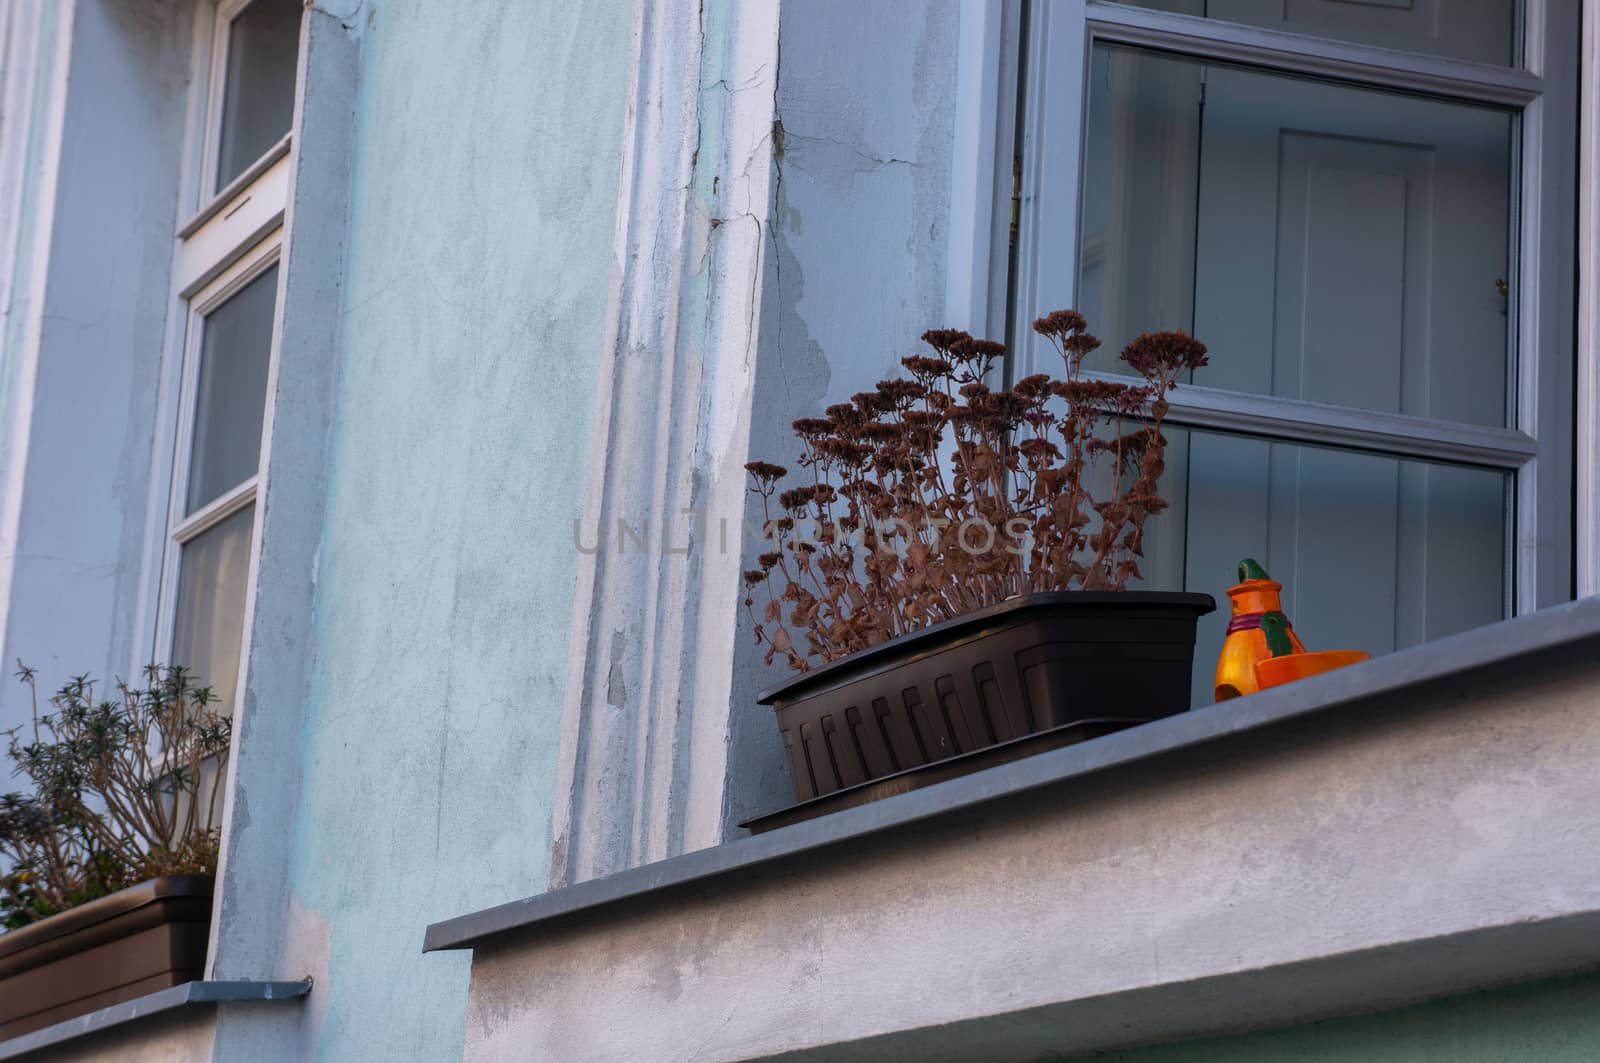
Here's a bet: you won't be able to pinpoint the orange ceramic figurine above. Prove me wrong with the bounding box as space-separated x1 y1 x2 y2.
1214 558 1305 701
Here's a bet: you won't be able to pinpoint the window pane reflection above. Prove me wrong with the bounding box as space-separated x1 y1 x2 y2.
1078 44 1514 428
187 264 277 514
172 504 254 718
1127 429 1508 705
216 0 301 188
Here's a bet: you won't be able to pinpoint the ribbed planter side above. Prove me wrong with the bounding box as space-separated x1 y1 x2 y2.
759 592 1216 803
0 875 213 1040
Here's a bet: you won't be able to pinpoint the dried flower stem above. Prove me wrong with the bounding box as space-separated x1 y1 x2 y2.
743 311 1208 673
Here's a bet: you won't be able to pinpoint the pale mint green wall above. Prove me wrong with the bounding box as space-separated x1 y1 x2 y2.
1071 974 1600 1062
282 0 631 1058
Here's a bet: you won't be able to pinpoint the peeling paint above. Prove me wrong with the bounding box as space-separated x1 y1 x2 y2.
723 0 960 833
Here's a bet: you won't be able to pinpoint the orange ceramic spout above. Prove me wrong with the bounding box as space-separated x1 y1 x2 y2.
1214 560 1305 701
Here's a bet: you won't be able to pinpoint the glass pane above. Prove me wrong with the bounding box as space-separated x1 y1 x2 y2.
187 264 277 514
171 504 255 718
1121 0 1516 66
1128 429 1508 705
215 0 301 189
1078 44 1514 427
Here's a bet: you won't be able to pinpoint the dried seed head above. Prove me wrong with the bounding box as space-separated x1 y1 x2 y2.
792 418 833 439
921 328 974 353
1031 309 1088 338
901 355 954 381
744 461 788 483
1121 330 1209 376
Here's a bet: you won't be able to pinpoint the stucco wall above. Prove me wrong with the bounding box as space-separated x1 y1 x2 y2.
229 0 632 1058
0 0 188 734
460 651 1600 1061
726 0 961 831
0 1 67 697
1078 973 1600 1062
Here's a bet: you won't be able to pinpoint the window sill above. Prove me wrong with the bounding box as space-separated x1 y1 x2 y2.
430 598 1600 1058
425 595 1600 955
0 980 310 1061
176 134 293 240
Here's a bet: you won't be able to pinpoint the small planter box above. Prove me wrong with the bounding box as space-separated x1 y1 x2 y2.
758 591 1215 805
0 875 213 1041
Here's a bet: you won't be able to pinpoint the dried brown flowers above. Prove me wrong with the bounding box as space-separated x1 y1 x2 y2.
743 310 1207 673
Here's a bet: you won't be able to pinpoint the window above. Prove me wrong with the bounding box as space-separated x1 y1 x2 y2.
146 0 303 715
202 0 302 195
1010 0 1577 700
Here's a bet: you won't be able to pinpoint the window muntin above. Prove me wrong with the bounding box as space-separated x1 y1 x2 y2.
1117 0 1518 66
213 0 301 191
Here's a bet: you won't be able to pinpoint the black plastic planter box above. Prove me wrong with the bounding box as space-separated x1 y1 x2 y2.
0 875 213 1040
758 591 1215 804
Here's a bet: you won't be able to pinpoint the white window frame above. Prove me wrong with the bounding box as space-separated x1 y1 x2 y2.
196 0 293 205
152 236 283 675
1579 0 1600 598
131 0 299 704
975 0 1581 617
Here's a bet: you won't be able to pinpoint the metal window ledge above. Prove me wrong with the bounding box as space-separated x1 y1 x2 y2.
424 594 1600 955
0 980 312 1061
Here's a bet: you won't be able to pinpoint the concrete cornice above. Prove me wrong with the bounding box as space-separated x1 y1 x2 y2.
439 596 1600 1060
429 593 1600 954
0 981 311 1062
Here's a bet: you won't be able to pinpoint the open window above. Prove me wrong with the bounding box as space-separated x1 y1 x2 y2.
145 0 303 715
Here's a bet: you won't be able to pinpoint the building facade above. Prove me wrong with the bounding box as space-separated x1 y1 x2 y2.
0 0 1597 1059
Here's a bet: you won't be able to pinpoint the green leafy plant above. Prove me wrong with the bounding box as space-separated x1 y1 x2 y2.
0 664 231 929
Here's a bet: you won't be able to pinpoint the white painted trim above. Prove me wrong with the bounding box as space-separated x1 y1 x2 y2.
547 0 781 887
1578 0 1599 598
1119 376 1541 470
1513 90 1548 615
197 0 255 201
944 0 1006 336
171 0 218 227
1014 0 1091 379
152 234 281 673
0 2 49 340
178 133 292 238
173 150 290 297
0 0 74 671
1513 0 1580 611
173 476 258 544
1085 0 1542 107
189 232 283 314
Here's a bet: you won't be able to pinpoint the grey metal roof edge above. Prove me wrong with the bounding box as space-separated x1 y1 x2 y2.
423 595 1600 955
0 979 312 1061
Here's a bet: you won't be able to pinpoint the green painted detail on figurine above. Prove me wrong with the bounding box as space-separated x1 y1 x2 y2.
1261 611 1295 658
1238 558 1271 582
